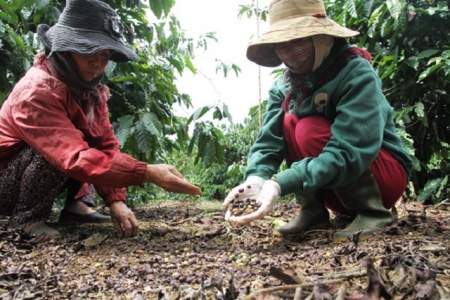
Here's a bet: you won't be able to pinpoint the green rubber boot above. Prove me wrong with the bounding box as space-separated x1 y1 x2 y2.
333 169 394 242
275 190 330 235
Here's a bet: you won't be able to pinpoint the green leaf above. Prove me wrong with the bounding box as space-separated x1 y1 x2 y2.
414 102 424 118
190 106 212 123
404 56 419 69
4 25 27 53
442 50 450 59
214 138 225 164
221 103 233 123
0 11 12 24
36 0 51 9
212 126 225 140
368 5 385 27
418 63 443 81
416 49 439 60
417 178 443 202
212 107 223 120
203 139 215 167
141 111 161 137
346 0 358 18
114 115 135 147
231 63 242 77
435 175 448 201
183 55 196 74
188 124 202 155
162 0 175 17
150 0 163 19
386 0 404 20
104 61 117 78
109 75 139 82
380 19 394 38
166 56 183 73
0 0 18 24
195 132 208 165
135 117 155 152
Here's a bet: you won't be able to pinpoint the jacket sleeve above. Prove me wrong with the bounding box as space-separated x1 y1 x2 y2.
9 80 148 200
244 77 286 180
93 93 131 204
276 59 387 195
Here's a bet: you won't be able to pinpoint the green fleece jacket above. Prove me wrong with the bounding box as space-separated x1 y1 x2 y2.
244 56 412 196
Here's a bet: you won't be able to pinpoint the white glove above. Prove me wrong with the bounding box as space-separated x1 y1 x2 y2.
227 179 281 225
223 176 265 221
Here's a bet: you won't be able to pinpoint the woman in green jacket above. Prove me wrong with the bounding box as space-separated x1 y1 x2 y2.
223 0 412 242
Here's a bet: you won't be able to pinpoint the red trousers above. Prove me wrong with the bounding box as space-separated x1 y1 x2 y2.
283 114 407 215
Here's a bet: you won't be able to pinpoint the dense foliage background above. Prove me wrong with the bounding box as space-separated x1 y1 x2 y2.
0 0 448 205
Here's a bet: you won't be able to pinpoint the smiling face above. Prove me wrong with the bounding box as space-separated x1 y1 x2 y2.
70 50 111 82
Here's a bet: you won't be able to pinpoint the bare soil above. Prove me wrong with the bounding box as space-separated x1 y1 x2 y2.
1 199 449 300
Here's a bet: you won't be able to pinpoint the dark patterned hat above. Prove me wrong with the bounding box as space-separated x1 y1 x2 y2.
37 0 139 63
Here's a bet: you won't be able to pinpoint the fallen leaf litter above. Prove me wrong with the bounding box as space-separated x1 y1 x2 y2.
0 199 449 299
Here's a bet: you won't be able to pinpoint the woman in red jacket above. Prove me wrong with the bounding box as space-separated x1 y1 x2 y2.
0 0 201 238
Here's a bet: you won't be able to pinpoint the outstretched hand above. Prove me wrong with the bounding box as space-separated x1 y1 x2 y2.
145 164 202 195
226 179 280 225
222 176 265 209
109 201 139 238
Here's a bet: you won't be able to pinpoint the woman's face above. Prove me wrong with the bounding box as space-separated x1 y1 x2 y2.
273 38 315 74
71 50 111 81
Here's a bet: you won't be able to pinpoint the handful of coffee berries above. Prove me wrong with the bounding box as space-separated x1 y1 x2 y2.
228 185 261 216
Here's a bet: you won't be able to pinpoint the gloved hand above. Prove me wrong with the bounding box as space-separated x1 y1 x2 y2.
227 179 281 225
223 176 265 221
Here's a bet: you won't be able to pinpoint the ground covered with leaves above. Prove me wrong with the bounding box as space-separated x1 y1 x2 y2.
1 198 449 300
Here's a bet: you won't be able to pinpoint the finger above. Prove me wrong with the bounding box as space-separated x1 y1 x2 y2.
178 184 202 195
188 185 202 195
123 218 135 238
169 179 202 195
230 215 254 225
112 217 124 238
228 215 252 225
230 209 265 225
130 217 139 237
223 189 238 207
224 209 231 221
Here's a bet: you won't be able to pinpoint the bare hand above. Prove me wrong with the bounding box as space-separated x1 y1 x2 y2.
144 164 202 195
109 201 139 238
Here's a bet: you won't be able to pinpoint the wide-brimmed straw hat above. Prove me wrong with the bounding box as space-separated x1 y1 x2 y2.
247 0 359 67
37 0 139 63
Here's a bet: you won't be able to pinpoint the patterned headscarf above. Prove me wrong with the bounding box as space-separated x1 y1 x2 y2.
282 38 372 113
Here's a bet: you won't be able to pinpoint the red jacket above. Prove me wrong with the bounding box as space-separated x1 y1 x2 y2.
0 54 147 205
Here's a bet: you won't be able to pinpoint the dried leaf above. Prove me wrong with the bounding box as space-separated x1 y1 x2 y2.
84 233 107 247
269 267 302 284
414 280 436 299
250 292 281 300
313 278 338 300
364 259 392 300
200 217 212 225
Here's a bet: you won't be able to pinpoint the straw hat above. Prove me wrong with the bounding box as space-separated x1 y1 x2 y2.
247 0 359 67
37 0 139 63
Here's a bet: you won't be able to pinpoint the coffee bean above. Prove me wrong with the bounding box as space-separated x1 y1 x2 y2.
229 198 261 216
